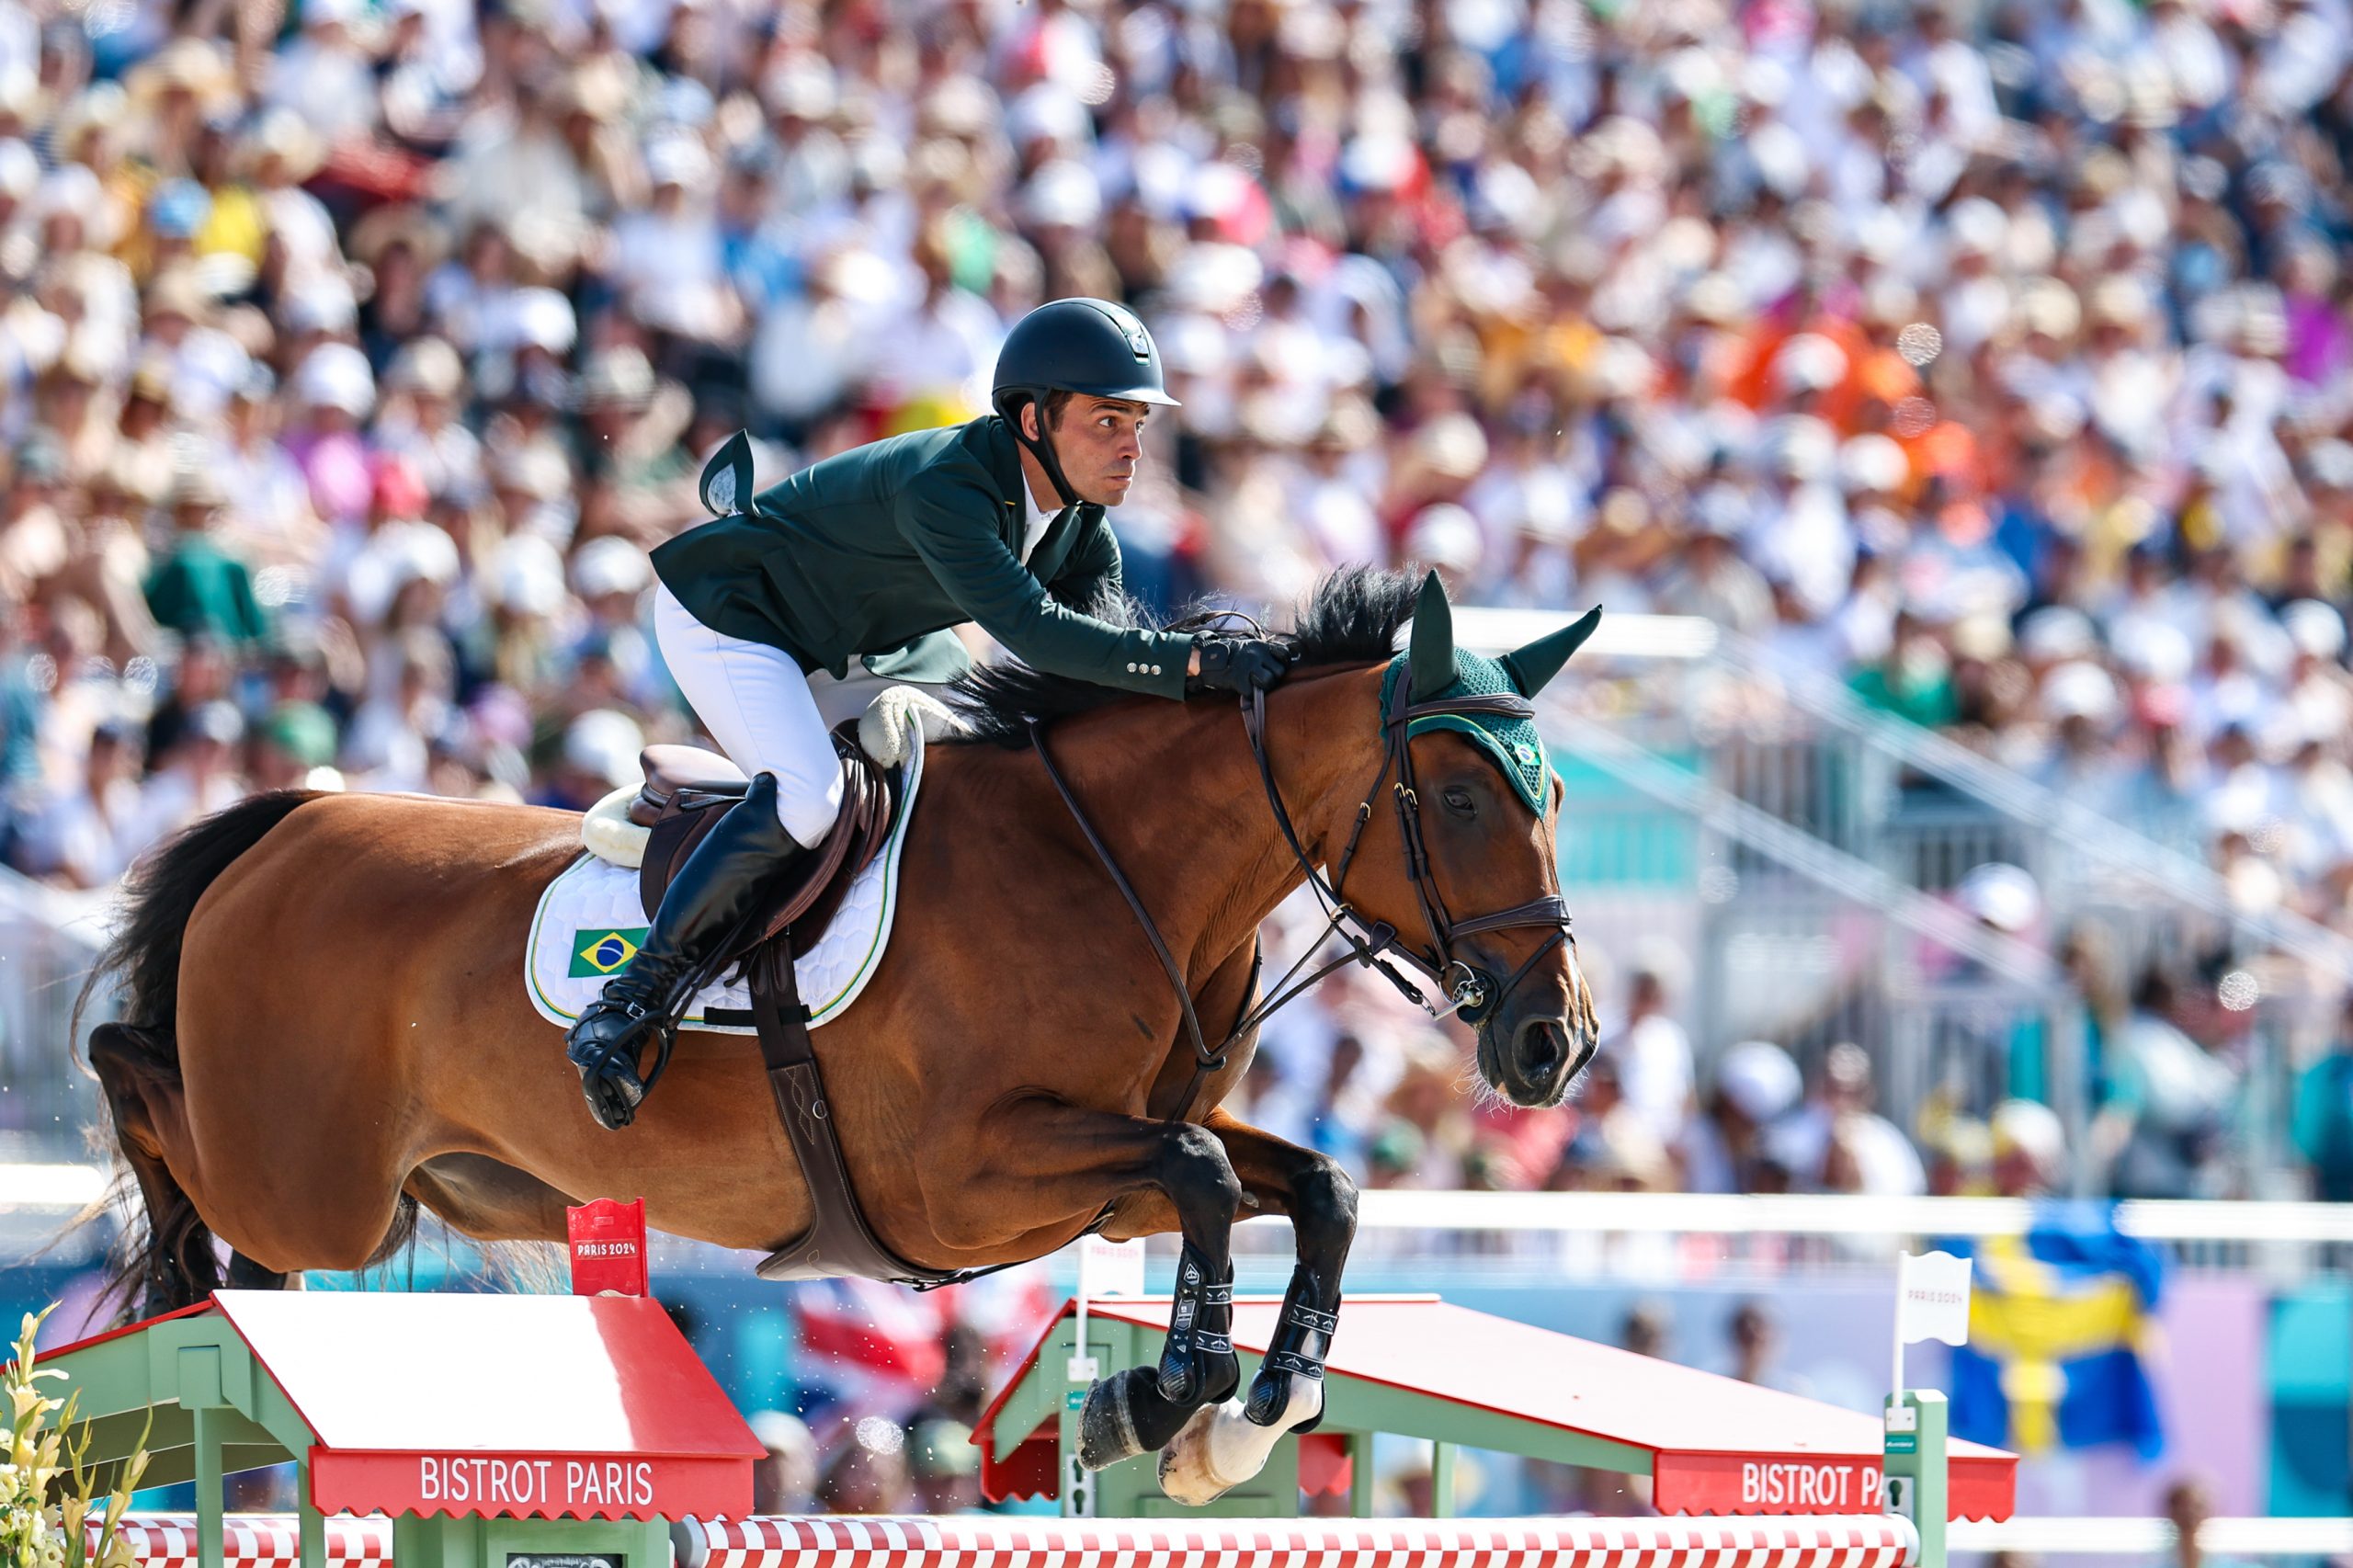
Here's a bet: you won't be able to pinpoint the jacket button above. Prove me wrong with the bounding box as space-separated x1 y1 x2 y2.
1126 662 1137 673
1151 665 1162 676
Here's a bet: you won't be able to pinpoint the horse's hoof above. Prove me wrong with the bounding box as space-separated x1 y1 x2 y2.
1156 1400 1244 1506
1157 1379 1324 1507
1078 1370 1145 1471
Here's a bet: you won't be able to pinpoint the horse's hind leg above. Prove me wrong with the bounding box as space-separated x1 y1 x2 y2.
924 1099 1245 1471
89 1026 224 1319
404 1153 574 1244
1157 1110 1359 1506
224 1254 296 1289
397 1155 574 1291
94 1026 309 1301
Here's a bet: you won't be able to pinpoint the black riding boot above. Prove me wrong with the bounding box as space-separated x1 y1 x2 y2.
567 773 810 1130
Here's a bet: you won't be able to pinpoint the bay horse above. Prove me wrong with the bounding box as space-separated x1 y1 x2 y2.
74 568 1601 1506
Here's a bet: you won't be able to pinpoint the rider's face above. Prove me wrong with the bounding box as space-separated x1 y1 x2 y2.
1031 397 1149 506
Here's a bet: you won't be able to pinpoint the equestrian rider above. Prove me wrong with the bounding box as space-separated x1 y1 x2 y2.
565 297 1297 1129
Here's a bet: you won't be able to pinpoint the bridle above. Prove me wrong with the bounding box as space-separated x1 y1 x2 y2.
1028 642 1578 1118
1259 668 1576 1016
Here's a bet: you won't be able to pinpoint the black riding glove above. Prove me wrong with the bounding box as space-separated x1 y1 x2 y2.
1188 634 1296 696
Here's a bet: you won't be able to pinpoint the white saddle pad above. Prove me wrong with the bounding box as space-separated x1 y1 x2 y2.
524 721 926 1036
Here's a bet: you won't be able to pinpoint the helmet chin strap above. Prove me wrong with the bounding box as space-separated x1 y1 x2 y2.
1011 392 1083 509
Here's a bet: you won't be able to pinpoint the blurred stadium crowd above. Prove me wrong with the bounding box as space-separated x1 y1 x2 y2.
6 0 2353 1202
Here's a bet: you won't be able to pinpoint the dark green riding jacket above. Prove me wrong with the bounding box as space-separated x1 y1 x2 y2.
649 416 1193 698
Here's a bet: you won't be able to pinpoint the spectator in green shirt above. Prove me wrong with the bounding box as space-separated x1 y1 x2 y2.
1847 612 1960 729
143 466 270 647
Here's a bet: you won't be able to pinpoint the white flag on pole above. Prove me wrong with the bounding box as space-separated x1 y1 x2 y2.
1896 1250 1974 1346
1082 1235 1148 1298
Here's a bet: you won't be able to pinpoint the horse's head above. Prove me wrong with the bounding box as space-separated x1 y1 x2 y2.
1329 574 1601 1108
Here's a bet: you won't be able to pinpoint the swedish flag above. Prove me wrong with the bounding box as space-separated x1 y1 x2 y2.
1942 1202 2166 1459
570 927 650 978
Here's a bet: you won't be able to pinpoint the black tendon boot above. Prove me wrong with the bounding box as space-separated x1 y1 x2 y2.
1076 1244 1241 1471
567 773 810 1129
1156 1241 1239 1403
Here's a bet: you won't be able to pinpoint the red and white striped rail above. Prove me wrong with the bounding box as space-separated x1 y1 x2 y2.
681 1515 1922 1568
93 1516 393 1568
99 1514 1919 1568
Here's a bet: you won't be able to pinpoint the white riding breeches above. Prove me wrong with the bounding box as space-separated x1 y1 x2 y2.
653 584 846 848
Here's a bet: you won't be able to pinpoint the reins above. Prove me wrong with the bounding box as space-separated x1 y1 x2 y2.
1026 659 1577 1125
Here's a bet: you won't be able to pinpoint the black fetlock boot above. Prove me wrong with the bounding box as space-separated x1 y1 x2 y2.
567 773 810 1130
1245 1264 1337 1427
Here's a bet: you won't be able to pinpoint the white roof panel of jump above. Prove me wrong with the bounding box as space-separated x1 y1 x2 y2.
979 1296 2015 1520
196 1290 752 1518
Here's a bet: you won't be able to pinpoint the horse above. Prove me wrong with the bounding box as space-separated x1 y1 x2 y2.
74 567 1602 1506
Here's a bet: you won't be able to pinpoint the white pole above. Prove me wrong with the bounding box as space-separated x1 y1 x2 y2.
1891 1255 1906 1407
1074 1239 1091 1372
1064 1242 1091 1519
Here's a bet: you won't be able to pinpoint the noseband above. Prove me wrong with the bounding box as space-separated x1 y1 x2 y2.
1028 660 1576 1118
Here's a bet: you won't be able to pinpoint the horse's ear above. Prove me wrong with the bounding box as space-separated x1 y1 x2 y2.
699 430 755 517
1501 606 1603 698
1407 570 1459 698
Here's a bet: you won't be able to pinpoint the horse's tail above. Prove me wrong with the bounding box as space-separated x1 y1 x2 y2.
72 790 322 1320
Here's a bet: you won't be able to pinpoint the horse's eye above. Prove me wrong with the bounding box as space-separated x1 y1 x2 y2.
1443 787 1476 817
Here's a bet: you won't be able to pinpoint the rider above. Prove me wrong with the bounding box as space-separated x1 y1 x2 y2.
565 297 1296 1129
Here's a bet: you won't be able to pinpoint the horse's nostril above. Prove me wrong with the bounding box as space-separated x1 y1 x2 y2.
1516 1018 1564 1076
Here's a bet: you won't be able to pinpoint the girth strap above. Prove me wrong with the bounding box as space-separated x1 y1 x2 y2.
748 943 970 1288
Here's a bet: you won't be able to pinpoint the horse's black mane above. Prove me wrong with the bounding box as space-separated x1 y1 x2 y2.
945 565 1420 747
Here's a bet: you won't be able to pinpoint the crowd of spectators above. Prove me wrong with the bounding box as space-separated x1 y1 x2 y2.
1240 892 2156 1201
7 0 2353 1201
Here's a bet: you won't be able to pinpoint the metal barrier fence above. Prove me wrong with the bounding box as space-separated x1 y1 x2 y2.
1240 1189 2353 1281
0 870 108 1165
1540 635 2353 1199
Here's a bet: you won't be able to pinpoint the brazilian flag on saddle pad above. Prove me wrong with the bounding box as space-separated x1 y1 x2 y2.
1942 1203 2166 1459
571 927 651 978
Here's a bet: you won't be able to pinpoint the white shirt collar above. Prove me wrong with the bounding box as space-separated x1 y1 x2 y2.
1019 474 1063 563
1023 474 1056 533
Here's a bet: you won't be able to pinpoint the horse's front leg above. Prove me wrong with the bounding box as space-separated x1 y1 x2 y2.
1072 1118 1245 1470
1155 1108 1358 1506
922 1095 1245 1471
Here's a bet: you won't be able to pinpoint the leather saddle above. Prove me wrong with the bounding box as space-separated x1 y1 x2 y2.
627 731 895 966
627 732 951 1288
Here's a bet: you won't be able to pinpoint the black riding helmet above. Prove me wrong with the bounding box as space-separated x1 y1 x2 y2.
992 298 1180 506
